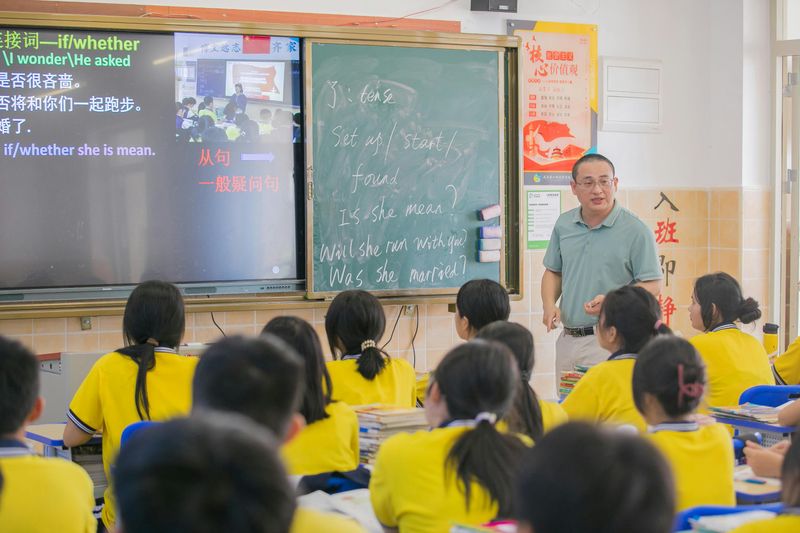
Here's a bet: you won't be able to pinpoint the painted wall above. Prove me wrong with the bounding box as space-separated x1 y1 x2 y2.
92 0 772 190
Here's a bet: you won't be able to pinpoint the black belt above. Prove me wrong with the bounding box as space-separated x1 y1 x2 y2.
564 326 595 337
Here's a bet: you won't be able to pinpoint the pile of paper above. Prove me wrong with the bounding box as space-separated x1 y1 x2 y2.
708 403 782 424
355 406 428 465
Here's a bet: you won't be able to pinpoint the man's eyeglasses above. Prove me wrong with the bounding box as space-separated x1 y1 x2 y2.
576 178 614 190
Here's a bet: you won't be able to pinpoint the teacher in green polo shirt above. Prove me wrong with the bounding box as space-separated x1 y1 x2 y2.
541 153 662 375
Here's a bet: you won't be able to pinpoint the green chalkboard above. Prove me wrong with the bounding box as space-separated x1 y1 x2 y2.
306 41 505 296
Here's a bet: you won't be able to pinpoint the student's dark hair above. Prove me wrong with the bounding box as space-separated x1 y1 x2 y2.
118 280 185 421
235 83 243 92
192 335 303 438
782 433 800 507
514 422 675 533
114 413 295 533
0 336 39 435
202 95 214 106
456 279 510 333
693 272 761 330
262 316 331 424
599 285 671 354
632 336 706 417
223 101 238 121
325 290 389 380
260 108 272 119
181 96 196 107
197 102 207 111
435 340 527 517
476 321 544 441
571 152 615 181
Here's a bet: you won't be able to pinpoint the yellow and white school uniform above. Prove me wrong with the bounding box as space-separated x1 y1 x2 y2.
689 324 773 408
773 335 800 385
282 401 359 476
370 424 528 533
68 348 198 529
327 356 416 407
0 440 95 533
291 507 366 532
647 421 735 511
729 514 800 533
540 399 568 433
561 352 646 432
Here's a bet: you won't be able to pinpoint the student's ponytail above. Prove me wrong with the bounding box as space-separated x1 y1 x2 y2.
356 340 389 381
476 321 544 441
633 336 706 417
118 342 157 420
737 297 762 325
325 290 390 381
694 272 761 329
118 281 185 421
437 341 528 517
599 286 671 354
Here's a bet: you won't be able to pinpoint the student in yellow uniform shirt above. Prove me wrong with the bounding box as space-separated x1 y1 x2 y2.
562 285 670 432
63 280 198 532
633 335 735 511
370 340 530 533
114 414 296 533
192 335 366 533
454 279 511 340
0 336 95 533
262 316 359 476
688 272 773 408
773 335 800 385
513 422 676 533
325 290 416 407
730 435 800 533
477 321 567 440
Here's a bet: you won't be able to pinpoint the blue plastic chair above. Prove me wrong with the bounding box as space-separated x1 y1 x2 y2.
673 503 783 532
739 385 800 407
120 420 157 448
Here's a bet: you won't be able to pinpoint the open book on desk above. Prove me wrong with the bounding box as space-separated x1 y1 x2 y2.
297 489 382 533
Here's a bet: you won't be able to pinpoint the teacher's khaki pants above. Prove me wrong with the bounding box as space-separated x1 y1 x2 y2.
555 330 610 375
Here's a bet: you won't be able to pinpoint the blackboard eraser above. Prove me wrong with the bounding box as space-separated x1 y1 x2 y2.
479 238 501 251
480 225 502 239
478 203 501 221
478 250 501 263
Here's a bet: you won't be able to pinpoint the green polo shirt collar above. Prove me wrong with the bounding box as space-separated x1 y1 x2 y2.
572 201 622 228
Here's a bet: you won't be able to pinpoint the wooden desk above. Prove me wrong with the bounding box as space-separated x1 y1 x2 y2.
734 465 781 504
25 423 106 500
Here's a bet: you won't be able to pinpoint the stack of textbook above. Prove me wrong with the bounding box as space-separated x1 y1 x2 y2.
558 364 591 400
355 406 428 465
708 403 782 424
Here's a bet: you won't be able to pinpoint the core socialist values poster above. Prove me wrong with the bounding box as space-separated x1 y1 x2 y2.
510 21 597 186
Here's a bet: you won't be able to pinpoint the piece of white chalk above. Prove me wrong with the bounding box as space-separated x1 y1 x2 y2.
480 225 502 239
478 203 501 221
478 250 501 263
479 238 501 251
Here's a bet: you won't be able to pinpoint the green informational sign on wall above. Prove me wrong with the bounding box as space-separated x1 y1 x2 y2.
527 190 562 249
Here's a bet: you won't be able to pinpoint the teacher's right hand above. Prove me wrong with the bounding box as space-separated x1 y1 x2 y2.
543 306 561 332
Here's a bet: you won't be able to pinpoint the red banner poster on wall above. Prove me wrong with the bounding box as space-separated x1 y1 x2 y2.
509 20 598 186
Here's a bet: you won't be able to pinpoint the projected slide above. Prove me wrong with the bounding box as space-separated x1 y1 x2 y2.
226 61 286 102
0 26 303 293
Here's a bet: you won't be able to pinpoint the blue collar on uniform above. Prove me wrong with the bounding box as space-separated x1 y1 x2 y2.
649 421 699 433
572 201 622 228
607 350 637 361
710 322 737 333
341 354 360 361
0 438 33 457
438 419 477 429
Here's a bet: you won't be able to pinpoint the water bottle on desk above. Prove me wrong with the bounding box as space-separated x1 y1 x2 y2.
763 323 779 363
